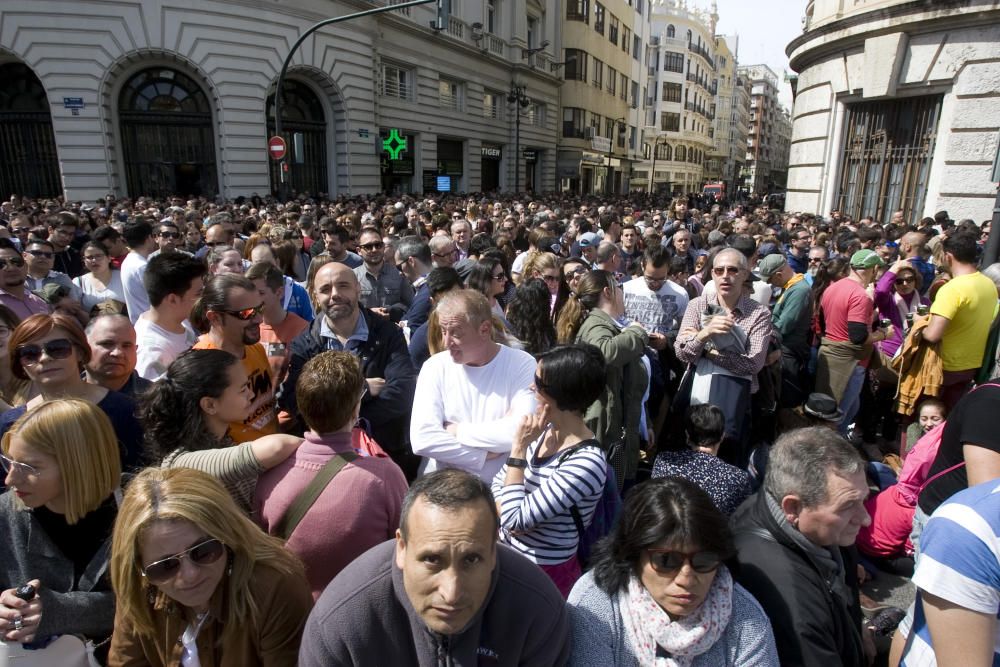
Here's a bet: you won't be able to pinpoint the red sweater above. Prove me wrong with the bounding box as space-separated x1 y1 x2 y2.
254 430 407 599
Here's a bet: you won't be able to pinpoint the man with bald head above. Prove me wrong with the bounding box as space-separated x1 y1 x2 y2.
279 261 418 476
899 231 935 295
675 248 774 466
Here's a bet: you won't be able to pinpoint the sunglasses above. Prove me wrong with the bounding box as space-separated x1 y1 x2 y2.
140 538 226 584
433 249 459 258
205 241 227 248
16 338 75 366
10 228 30 235
492 273 507 282
540 274 560 284
644 274 667 286
359 242 384 252
0 453 42 478
646 549 723 574
25 250 53 259
712 266 741 276
159 231 181 239
0 257 25 269
894 276 915 285
215 304 264 320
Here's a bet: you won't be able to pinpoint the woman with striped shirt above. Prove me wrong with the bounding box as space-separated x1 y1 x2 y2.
492 343 609 597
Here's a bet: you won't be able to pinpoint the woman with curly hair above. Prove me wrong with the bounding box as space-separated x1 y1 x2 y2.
139 348 301 512
521 251 570 319
108 467 312 666
507 279 558 357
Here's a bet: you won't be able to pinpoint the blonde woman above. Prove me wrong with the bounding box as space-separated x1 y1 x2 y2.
521 251 569 318
108 467 312 666
0 400 122 651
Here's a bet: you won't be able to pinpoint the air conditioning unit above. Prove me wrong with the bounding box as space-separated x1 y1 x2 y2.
584 127 596 139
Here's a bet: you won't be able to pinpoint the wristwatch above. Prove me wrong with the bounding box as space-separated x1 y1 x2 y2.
506 457 528 469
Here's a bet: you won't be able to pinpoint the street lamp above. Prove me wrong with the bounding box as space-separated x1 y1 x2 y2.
508 82 530 194
648 135 670 194
607 117 625 195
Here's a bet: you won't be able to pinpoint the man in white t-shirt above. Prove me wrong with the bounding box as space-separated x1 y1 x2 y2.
121 219 158 323
623 245 688 339
135 252 207 380
410 289 536 482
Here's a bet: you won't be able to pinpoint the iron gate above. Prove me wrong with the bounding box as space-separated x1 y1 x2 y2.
267 81 328 197
0 63 61 198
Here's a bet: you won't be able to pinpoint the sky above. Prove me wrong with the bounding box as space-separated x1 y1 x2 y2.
711 0 805 110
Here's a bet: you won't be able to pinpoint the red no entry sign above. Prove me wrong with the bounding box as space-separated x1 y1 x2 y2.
268 136 287 160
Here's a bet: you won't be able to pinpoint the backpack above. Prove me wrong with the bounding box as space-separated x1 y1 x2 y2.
557 444 623 569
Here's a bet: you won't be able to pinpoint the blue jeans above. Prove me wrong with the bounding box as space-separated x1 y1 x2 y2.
838 364 866 435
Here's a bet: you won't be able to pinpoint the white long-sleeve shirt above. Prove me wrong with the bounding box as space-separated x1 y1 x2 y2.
410 345 537 482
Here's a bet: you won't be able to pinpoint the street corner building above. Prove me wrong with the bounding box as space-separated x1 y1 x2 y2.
0 0 562 201
785 0 1000 225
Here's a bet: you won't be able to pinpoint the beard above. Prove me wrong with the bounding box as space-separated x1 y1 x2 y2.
242 323 261 345
322 300 356 322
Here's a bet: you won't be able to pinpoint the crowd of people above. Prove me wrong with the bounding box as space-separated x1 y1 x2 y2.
0 190 997 666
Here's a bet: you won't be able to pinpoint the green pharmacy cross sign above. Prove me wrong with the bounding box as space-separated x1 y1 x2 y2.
383 129 408 159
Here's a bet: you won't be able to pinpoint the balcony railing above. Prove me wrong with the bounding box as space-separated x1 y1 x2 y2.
487 34 504 56
447 16 463 38
688 42 715 70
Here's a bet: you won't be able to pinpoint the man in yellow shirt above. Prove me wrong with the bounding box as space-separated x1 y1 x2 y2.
922 232 998 409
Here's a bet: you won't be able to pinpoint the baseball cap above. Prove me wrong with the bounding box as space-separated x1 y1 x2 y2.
850 249 886 269
756 254 788 279
578 232 600 248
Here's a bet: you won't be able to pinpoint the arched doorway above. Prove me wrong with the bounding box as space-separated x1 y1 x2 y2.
267 80 328 197
118 67 217 198
0 63 61 197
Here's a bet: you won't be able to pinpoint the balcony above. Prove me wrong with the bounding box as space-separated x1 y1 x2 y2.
447 16 463 38
487 34 504 56
688 42 715 70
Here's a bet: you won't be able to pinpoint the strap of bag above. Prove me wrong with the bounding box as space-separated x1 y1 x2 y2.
556 439 603 538
274 451 359 540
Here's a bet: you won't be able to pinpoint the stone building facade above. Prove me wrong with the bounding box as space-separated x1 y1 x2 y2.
785 0 1000 223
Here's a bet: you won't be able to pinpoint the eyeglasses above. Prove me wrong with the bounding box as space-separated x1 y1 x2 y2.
215 303 264 321
712 266 741 276
205 241 227 248
433 248 459 258
0 326 10 338
159 231 181 239
644 274 667 287
83 254 107 262
492 272 507 282
25 250 53 259
16 338 75 366
808 257 824 264
646 549 722 575
0 453 43 478
140 538 227 584
10 228 29 235
358 242 384 252
541 274 560 284
0 257 25 269
894 276 916 285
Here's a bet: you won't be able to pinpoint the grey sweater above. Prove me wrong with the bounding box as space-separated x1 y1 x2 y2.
0 491 115 640
299 539 571 666
566 570 780 666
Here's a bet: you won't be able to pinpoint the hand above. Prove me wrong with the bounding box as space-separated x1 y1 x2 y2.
766 349 783 366
643 428 656 457
371 307 389 318
862 624 876 666
366 377 386 397
444 422 458 436
697 314 735 341
680 327 700 340
0 580 43 642
647 332 668 350
878 324 894 341
890 259 911 274
512 405 549 455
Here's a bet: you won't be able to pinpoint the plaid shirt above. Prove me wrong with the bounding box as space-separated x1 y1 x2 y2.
675 293 773 392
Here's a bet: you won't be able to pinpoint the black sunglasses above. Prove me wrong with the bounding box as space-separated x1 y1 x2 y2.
141 538 226 584
0 257 25 269
205 241 228 248
159 231 181 239
359 242 384 252
25 250 53 259
215 303 264 321
16 338 75 366
646 549 722 574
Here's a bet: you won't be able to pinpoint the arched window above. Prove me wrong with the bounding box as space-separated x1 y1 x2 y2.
0 63 61 197
666 25 675 38
119 68 217 197
267 80 328 196
656 142 672 161
686 29 692 45
676 145 686 161
642 142 651 160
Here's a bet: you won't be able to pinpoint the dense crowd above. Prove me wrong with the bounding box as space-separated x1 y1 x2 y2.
0 190 997 666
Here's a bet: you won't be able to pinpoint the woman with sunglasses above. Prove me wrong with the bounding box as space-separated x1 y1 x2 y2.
0 400 123 657
467 255 513 330
521 251 570 319
72 241 125 313
141 348 300 512
556 270 649 491
107 467 312 667
873 259 927 362
0 313 145 472
491 344 608 597
0 305 32 411
567 477 778 666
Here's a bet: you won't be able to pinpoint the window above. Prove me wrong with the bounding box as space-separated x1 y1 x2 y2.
618 123 626 148
686 29 692 45
381 63 410 99
619 73 628 101
643 142 651 159
631 81 639 109
607 66 616 95
483 91 502 119
565 49 588 82
527 17 538 48
836 95 942 225
666 24 675 38
438 78 461 110
609 16 619 46
622 27 631 54
605 117 615 140
592 59 604 88
487 0 496 33
663 52 684 73
661 82 681 103
590 113 602 135
563 107 585 138
660 112 680 132
676 145 687 161
527 103 545 127
655 142 671 160
628 126 636 150
567 0 589 22
633 35 641 60
635 0 643 14
594 3 605 34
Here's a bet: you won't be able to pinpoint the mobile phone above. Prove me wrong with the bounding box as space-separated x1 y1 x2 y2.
14 584 35 602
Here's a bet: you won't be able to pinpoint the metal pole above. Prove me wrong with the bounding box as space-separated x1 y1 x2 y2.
515 110 521 195
272 0 436 200
648 137 658 195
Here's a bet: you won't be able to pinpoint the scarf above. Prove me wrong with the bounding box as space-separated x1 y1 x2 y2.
776 273 806 306
893 289 919 327
764 492 851 604
619 567 733 666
